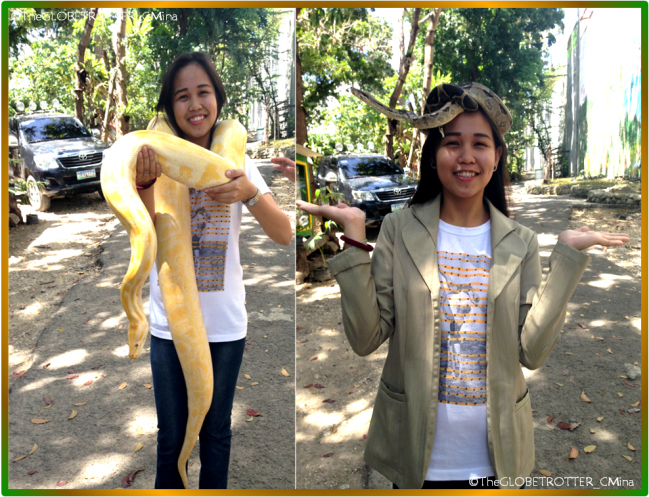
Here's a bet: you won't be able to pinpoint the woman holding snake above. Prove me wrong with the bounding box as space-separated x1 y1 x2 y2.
136 52 291 489
297 82 629 489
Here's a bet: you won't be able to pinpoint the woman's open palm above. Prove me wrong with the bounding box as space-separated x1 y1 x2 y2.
296 200 365 229
558 226 630 252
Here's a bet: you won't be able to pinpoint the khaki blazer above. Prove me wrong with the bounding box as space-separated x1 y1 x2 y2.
327 195 589 489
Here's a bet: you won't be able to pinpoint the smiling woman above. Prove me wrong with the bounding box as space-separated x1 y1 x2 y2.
297 81 629 490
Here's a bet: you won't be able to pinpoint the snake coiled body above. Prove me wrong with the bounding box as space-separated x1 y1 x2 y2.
101 117 246 488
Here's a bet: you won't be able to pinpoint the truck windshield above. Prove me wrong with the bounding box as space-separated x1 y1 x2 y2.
338 157 401 179
20 117 91 143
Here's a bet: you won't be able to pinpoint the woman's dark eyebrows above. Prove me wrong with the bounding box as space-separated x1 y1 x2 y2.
173 83 212 96
444 131 492 140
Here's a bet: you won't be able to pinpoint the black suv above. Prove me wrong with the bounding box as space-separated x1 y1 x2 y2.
316 154 418 225
9 112 110 211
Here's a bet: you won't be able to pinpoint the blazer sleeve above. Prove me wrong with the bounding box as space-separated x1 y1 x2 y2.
326 215 396 356
518 237 590 370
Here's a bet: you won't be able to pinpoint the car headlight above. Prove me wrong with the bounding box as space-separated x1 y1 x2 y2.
352 190 374 201
34 154 58 169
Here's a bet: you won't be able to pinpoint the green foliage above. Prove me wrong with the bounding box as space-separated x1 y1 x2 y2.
298 8 394 129
9 8 289 137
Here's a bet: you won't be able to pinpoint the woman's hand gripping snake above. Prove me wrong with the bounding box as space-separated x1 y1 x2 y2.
100 116 246 489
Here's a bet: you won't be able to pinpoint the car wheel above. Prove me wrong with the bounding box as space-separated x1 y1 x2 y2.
27 176 51 212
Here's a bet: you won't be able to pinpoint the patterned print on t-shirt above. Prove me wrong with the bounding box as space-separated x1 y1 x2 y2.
190 188 230 292
437 250 490 405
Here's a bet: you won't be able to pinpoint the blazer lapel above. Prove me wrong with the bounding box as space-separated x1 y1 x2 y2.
404 196 442 295
487 199 527 302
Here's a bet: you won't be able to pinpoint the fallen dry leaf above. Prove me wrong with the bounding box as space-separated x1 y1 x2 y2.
236 386 244 390
322 399 336 404
555 383 564 387
137 427 143 435
29 444 38 455
322 453 334 458
619 409 625 415
620 375 629 379
584 445 596 453
244 374 251 380
27 470 37 475
246 417 253 422
618 392 624 397
303 384 313 389
66 375 79 380
142 384 152 389
43 397 53 406
630 401 640 407
281 368 290 377
567 447 579 459
314 384 325 389
57 481 68 487
566 352 573 355
31 419 49 424
348 390 358 394
628 443 636 451
580 392 591 403
13 455 27 462
118 382 127 390
13 371 26 377
121 468 145 488
246 409 262 417
69 410 78 420
537 470 551 477
73 402 87 406
624 382 636 388
597 417 604 422
622 455 632 462
134 443 143 453
590 428 595 434
547 415 556 423
309 356 318 361
578 323 587 329
42 363 51 369
251 382 259 386
595 337 604 341
607 348 612 354
332 426 338 434
83 380 93 386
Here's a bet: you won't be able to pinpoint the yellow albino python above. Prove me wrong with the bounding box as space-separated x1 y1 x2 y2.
100 116 246 489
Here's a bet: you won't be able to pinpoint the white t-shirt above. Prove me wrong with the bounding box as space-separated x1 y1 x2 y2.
149 158 271 343
426 218 495 481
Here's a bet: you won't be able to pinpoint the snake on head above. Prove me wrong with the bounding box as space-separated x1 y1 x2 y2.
101 115 246 489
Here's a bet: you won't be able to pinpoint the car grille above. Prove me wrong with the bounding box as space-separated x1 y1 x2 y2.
375 187 416 201
58 152 103 168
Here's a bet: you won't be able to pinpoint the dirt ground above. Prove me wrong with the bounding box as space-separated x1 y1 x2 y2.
8 159 296 490
295 187 641 490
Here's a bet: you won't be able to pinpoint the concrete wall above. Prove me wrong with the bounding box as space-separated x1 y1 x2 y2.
563 9 641 178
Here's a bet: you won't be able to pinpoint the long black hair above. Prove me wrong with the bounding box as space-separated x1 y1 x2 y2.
408 107 513 218
156 52 228 140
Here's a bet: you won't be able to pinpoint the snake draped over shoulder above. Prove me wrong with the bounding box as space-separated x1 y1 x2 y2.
100 117 246 489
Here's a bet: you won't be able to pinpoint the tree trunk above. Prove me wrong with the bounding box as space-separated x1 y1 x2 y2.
385 8 421 159
421 9 442 112
296 11 308 147
74 8 99 124
114 9 129 139
263 97 270 146
179 9 190 36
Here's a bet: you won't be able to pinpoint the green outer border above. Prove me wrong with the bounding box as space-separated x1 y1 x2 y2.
2 2 647 496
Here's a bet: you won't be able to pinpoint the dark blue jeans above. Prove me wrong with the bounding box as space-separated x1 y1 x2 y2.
150 335 245 489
